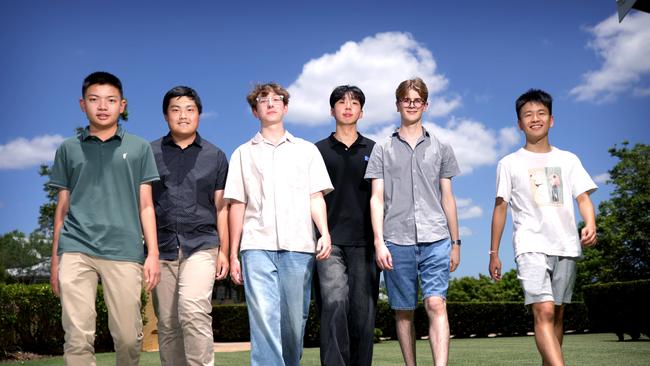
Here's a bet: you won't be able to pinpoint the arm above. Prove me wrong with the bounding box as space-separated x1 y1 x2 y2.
215 190 230 280
370 178 392 270
440 177 460 272
228 200 245 285
140 183 160 292
50 189 70 297
311 191 331 261
489 197 508 281
576 192 597 247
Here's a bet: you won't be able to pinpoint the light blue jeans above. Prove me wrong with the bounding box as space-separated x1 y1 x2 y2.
241 249 315 366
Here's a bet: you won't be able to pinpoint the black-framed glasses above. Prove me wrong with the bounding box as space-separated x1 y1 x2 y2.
400 98 425 108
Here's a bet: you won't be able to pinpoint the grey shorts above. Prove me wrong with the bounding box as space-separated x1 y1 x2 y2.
515 252 577 305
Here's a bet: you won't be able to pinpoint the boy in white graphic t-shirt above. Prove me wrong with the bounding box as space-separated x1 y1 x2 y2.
489 89 597 366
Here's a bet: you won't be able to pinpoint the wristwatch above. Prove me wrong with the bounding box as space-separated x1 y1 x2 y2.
452 239 461 246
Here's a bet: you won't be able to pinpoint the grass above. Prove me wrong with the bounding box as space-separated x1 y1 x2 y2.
3 333 649 365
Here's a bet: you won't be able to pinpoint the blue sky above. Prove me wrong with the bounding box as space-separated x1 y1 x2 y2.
1 0 648 278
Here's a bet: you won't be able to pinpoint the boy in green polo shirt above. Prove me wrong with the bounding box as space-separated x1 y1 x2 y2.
49 71 161 366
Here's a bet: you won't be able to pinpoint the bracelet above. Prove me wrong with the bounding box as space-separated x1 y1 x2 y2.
489 250 498 255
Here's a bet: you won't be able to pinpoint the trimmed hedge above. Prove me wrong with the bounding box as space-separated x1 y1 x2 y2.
0 284 145 357
583 279 650 340
0 283 593 357
212 301 589 343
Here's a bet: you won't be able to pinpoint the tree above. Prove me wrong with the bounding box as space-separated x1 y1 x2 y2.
448 269 524 302
578 142 650 286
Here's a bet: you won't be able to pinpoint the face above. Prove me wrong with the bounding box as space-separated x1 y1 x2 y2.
80 84 126 129
165 96 200 139
396 88 428 125
252 91 288 125
331 92 363 125
518 101 554 140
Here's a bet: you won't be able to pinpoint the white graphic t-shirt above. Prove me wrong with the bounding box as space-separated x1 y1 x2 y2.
496 147 597 257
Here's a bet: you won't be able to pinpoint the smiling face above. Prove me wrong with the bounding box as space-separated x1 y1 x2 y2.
396 88 428 126
331 92 363 126
165 96 199 141
80 84 126 130
518 101 554 143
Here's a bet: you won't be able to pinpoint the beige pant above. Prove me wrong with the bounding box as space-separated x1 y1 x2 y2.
58 252 144 366
153 247 218 366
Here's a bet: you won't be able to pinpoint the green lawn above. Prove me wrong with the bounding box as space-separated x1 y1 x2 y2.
4 333 649 365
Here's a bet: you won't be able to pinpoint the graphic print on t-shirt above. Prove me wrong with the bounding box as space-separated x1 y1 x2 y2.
528 167 563 206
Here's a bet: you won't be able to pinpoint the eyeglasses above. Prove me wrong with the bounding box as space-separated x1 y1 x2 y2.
256 95 285 105
399 98 425 108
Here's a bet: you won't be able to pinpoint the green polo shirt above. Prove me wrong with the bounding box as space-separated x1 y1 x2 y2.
49 125 159 263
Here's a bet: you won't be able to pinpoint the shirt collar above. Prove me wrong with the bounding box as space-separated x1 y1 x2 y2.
392 126 430 142
328 132 368 148
162 132 203 148
251 130 296 145
80 124 125 141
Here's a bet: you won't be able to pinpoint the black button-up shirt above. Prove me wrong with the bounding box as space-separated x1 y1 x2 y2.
151 132 228 260
315 132 375 246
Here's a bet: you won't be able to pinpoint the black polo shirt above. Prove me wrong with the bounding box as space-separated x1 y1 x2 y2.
315 132 375 246
150 132 228 260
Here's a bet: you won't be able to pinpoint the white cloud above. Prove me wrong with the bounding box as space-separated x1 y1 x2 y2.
457 198 483 220
632 87 650 97
0 135 65 170
593 172 610 184
286 32 454 126
459 226 473 237
570 12 650 102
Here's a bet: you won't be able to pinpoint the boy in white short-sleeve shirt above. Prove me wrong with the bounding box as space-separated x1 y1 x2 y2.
489 89 597 366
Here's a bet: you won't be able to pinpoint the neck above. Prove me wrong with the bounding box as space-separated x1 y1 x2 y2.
334 123 358 147
398 121 423 138
523 136 552 153
89 123 118 141
171 132 196 149
260 122 286 145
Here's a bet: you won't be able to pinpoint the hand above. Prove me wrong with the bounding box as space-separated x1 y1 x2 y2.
450 244 460 272
230 257 243 285
489 254 502 281
316 234 332 261
581 225 597 247
50 255 60 297
374 239 393 271
215 249 229 280
143 254 161 292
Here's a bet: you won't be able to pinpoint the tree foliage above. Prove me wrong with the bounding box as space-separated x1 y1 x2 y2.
448 269 524 302
578 142 650 285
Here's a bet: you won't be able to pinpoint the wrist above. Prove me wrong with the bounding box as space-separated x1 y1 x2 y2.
452 239 461 246
489 250 499 256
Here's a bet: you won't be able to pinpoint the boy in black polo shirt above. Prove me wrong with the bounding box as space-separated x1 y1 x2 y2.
49 71 161 365
314 85 379 366
150 86 229 366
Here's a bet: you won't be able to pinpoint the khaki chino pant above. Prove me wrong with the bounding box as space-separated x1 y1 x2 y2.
153 247 218 366
58 252 144 366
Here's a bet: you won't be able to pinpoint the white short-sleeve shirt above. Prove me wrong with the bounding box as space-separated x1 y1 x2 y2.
496 147 597 257
224 131 333 253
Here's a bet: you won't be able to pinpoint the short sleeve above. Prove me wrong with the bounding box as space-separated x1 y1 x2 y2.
224 148 246 203
569 155 597 198
48 144 69 190
440 143 461 178
215 149 229 191
308 144 334 195
495 160 512 202
140 143 160 183
364 144 384 179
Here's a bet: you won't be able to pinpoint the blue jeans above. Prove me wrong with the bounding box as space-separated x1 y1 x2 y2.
241 250 315 366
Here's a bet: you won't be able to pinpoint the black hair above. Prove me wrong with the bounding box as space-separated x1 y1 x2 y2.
516 89 553 118
329 85 366 108
82 71 123 98
163 86 203 115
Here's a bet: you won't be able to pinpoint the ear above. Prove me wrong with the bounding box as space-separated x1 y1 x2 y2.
517 119 524 131
358 109 364 120
395 101 400 112
252 107 260 119
119 98 127 114
549 115 554 128
330 108 335 118
79 98 86 113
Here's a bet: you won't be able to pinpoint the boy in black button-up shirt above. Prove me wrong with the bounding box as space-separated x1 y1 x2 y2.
150 86 229 366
